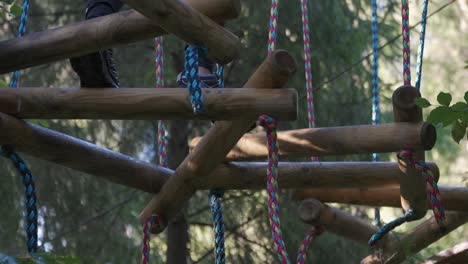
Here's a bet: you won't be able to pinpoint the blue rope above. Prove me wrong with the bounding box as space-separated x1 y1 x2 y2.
371 0 382 228
415 0 429 90
1 146 38 253
369 209 418 246
216 65 225 88
209 189 226 264
9 0 31 88
184 45 205 114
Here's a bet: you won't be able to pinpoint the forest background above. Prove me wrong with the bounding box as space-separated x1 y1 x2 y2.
0 0 467 263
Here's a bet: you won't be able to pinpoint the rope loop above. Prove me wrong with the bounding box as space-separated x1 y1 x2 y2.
1 145 38 253
398 149 446 229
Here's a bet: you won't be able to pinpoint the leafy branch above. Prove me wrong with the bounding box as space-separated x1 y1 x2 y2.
416 91 468 144
0 0 23 19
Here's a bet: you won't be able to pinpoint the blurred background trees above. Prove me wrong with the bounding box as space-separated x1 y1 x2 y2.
0 0 466 263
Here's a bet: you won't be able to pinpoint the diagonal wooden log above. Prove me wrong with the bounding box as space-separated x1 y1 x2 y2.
191 122 437 159
0 112 172 192
206 161 439 190
293 186 467 212
362 211 468 264
122 0 239 64
298 199 396 247
393 85 428 219
422 242 468 264
0 0 240 74
0 88 297 121
139 50 297 233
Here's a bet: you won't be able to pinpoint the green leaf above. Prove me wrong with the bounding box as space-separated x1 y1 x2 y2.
437 92 452 106
451 102 468 111
465 91 468 103
427 106 459 127
415 98 431 108
452 120 466 144
9 3 21 17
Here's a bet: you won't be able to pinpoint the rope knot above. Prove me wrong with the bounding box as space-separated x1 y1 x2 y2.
258 114 277 131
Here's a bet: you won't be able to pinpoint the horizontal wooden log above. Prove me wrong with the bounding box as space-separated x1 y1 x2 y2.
294 186 467 211
362 211 468 264
422 242 468 264
393 85 428 219
0 88 297 121
122 0 239 64
0 112 171 192
0 0 240 74
202 162 438 190
298 199 395 247
139 50 297 234
191 122 437 159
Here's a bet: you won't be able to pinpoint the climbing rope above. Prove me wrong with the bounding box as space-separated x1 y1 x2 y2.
185 45 205 114
401 0 411 86
267 0 279 55
398 150 446 228
10 0 30 88
371 0 382 228
4 0 38 254
141 215 165 264
258 115 290 264
415 0 429 90
209 189 226 264
296 226 323 264
369 209 417 246
1 146 38 253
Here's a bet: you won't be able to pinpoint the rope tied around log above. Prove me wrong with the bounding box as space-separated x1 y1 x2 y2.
1 146 38 253
184 45 207 114
398 150 446 228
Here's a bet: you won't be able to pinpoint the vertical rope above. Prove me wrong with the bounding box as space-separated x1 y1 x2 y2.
1 146 37 253
258 115 291 264
371 0 382 228
267 0 279 55
401 0 411 86
415 0 429 90
216 65 225 88
209 189 226 264
300 0 315 131
154 37 169 168
9 0 31 88
141 215 165 264
296 226 323 264
185 45 204 114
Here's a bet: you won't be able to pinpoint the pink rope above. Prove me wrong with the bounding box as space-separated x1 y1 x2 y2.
401 0 411 86
154 37 169 167
296 226 323 264
267 0 279 55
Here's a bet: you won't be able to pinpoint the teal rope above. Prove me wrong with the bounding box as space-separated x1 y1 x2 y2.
10 0 31 88
369 209 418 246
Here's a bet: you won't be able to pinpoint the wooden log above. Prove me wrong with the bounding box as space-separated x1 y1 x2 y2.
0 112 171 193
190 122 437 159
422 242 468 264
298 199 396 247
293 186 468 212
362 211 468 264
393 85 428 219
122 0 239 64
139 50 297 233
0 88 297 121
203 162 438 190
0 0 240 74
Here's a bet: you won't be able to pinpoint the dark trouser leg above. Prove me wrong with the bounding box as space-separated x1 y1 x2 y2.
70 0 123 88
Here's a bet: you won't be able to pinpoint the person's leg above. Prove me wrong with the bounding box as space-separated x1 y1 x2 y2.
70 0 123 88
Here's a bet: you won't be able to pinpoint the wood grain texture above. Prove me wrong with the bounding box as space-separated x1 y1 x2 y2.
0 112 171 192
0 87 297 121
294 186 468 212
139 50 297 233
191 122 437 159
0 0 240 74
204 162 434 190
122 0 239 64
362 212 468 264
298 199 396 247
393 85 428 218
